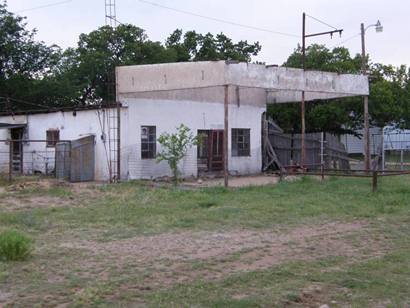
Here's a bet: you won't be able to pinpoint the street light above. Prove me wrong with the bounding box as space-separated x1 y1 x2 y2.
375 20 383 33
361 20 383 172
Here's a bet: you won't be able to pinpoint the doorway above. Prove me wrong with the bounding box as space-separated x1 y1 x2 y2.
197 130 224 174
10 127 24 173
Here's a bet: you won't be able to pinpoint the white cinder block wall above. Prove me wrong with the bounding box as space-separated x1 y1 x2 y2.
120 99 265 180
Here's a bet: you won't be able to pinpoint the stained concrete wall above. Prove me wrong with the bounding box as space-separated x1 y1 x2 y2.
117 61 369 103
0 110 112 180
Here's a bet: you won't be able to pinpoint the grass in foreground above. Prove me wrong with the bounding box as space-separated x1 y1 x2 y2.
0 175 409 307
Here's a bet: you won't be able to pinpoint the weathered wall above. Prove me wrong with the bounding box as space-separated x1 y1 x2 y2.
117 60 369 103
120 98 264 180
0 110 112 180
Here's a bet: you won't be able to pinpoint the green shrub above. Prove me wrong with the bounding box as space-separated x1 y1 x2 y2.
0 230 32 261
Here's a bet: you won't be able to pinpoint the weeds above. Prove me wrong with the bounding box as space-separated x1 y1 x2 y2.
0 229 32 261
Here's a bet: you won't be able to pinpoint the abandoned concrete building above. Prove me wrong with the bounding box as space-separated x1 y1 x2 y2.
0 61 369 182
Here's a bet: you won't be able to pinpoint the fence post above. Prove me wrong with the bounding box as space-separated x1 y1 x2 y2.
320 132 325 181
372 170 378 192
400 149 404 171
381 127 385 174
8 140 13 183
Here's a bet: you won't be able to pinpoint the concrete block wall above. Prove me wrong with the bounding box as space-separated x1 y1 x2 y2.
120 98 264 180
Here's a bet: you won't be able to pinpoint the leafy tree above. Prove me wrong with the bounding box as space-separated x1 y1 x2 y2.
0 1 61 111
157 124 199 184
59 27 261 105
166 29 261 62
269 44 363 135
270 43 410 134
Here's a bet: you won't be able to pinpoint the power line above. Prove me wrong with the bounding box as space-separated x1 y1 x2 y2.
331 33 360 48
305 13 339 31
138 0 300 38
0 97 56 110
15 0 73 14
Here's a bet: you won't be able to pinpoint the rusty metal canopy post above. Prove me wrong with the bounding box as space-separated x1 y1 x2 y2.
224 85 229 187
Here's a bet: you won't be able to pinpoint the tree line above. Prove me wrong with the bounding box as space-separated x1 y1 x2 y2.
1 1 409 135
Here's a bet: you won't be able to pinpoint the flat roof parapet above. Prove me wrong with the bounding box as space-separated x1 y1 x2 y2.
116 60 369 102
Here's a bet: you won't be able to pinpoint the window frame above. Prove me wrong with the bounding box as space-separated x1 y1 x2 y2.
231 128 251 157
141 126 156 159
46 129 60 148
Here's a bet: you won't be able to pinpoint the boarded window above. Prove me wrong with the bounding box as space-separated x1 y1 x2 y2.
232 128 250 157
46 129 60 147
141 126 156 159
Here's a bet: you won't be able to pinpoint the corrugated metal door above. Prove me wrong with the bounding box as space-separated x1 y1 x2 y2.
70 135 95 182
55 142 71 180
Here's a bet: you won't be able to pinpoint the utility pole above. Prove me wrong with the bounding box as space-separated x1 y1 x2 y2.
301 13 343 170
360 20 383 172
301 13 306 170
361 23 370 172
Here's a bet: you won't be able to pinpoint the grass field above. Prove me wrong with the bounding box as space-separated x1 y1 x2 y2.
0 175 409 307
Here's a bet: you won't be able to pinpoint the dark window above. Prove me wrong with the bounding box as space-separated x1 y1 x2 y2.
232 128 250 157
141 126 156 159
46 129 60 147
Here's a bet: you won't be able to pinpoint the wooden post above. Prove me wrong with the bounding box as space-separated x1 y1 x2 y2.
320 132 325 181
8 140 13 183
224 85 229 188
400 149 404 171
301 12 306 171
372 170 378 192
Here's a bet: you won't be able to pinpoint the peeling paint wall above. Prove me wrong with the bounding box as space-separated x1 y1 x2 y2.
0 110 112 180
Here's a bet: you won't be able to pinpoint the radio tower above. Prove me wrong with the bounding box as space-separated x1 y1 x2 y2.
104 0 120 182
105 0 117 27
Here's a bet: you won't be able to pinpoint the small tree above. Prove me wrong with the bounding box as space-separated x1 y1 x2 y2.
157 124 199 184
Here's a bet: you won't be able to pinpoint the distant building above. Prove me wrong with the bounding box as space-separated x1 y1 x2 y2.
341 127 382 155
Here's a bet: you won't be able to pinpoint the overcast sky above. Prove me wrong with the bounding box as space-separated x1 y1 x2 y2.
7 0 410 67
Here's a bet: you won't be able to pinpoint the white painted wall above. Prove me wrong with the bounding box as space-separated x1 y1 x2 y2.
0 109 112 180
120 99 264 180
0 99 264 181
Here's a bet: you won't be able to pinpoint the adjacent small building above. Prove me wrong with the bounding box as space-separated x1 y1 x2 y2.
0 61 369 182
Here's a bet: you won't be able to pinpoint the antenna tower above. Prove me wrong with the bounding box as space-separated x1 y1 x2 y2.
105 0 117 27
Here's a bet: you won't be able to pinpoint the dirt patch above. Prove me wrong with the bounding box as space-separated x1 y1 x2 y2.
183 174 282 188
0 195 73 212
64 221 365 262
60 221 389 290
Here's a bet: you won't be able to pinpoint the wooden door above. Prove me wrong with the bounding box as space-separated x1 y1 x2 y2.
209 130 224 171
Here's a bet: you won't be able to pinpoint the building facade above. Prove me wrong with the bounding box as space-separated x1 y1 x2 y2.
0 61 369 181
